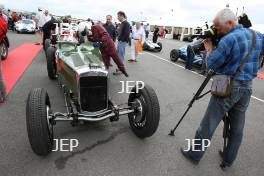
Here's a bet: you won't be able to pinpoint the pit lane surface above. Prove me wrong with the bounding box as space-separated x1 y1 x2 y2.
0 32 263 176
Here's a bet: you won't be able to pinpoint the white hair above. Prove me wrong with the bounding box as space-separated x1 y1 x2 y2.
215 8 238 25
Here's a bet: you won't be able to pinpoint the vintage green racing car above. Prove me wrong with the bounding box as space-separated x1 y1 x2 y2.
26 24 160 156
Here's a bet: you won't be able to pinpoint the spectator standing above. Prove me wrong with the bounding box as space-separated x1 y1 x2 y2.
145 23 150 38
129 22 145 62
10 11 18 31
153 26 159 43
35 9 51 45
113 11 130 75
103 15 116 42
78 19 92 43
42 17 58 47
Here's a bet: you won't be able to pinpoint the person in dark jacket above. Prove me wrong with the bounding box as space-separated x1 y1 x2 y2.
42 17 58 49
114 11 130 75
87 24 128 77
103 15 116 42
153 26 159 43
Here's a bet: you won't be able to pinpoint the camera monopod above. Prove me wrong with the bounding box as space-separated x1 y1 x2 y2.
168 69 215 136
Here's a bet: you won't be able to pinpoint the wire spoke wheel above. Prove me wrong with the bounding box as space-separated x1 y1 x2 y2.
128 84 160 138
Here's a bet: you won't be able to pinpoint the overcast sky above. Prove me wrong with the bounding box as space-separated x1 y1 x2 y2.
1 0 263 30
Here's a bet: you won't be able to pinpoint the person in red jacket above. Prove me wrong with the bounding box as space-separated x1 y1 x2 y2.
87 24 129 77
0 10 8 102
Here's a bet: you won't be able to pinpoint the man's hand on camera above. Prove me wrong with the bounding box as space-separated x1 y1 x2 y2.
203 39 213 57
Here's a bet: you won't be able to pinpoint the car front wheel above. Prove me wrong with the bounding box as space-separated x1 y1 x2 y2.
128 84 160 138
26 88 54 156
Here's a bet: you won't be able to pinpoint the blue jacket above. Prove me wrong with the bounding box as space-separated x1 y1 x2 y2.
207 25 264 80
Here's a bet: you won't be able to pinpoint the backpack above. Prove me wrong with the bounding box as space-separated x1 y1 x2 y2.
0 16 8 40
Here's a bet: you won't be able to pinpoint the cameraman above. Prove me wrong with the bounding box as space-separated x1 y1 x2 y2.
180 8 264 169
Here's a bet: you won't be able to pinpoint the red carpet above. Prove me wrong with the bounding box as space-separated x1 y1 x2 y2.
257 73 264 79
2 43 42 95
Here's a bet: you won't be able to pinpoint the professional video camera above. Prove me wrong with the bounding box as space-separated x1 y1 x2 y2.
238 13 252 28
192 11 252 47
193 24 219 46
190 12 252 56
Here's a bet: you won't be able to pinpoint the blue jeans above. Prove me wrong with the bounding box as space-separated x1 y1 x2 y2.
187 80 252 165
117 41 127 63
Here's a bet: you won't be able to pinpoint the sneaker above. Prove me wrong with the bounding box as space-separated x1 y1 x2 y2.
180 147 199 165
113 69 121 75
121 70 129 77
128 59 135 62
220 161 231 171
218 150 231 170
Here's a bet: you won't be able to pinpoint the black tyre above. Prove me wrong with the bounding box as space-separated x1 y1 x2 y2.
1 41 8 60
46 47 57 80
44 39 51 51
170 49 179 62
142 42 149 51
26 88 53 156
128 84 160 138
188 36 193 42
156 42 162 52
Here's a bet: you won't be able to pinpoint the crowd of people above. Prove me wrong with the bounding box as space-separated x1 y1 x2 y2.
32 8 161 76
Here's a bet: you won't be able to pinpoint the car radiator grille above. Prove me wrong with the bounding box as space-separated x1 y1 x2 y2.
79 76 108 112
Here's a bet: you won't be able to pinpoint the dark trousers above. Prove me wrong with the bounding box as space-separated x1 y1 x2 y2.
43 31 50 47
153 35 158 43
185 45 194 70
146 31 149 38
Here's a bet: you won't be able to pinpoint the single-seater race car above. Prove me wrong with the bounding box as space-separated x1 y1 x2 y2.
15 19 36 34
26 24 160 156
170 38 205 69
142 40 162 52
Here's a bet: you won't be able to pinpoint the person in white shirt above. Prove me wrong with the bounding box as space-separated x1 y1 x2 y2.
129 22 145 62
77 19 92 43
35 9 51 45
145 23 150 38
78 20 92 33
